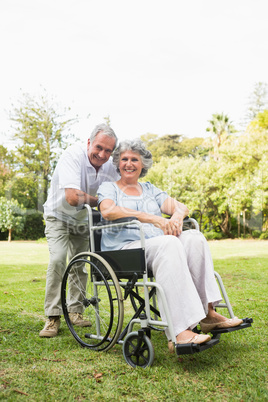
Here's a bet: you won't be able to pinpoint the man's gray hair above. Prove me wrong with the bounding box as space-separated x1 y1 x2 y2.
113 139 153 178
90 124 118 149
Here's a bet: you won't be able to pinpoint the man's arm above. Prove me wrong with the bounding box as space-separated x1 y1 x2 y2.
65 188 98 208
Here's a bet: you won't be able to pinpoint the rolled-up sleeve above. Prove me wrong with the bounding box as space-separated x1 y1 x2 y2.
98 182 117 206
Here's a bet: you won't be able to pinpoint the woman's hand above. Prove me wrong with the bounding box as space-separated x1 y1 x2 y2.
154 216 183 236
159 197 188 236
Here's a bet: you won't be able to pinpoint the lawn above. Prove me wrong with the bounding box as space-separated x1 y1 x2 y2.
0 239 267 401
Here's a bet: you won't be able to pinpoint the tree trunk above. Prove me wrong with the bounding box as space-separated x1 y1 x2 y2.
8 228 12 242
199 212 203 233
243 210 246 236
219 211 234 238
237 213 240 237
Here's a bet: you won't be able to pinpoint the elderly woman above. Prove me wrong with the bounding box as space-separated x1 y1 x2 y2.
97 139 242 349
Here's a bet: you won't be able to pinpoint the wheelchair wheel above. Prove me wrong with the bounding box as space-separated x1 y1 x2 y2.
61 252 124 352
123 331 154 368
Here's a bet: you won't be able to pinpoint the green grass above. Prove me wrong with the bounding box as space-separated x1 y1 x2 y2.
0 240 268 401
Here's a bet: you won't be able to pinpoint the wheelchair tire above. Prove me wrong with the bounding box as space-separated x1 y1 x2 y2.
61 252 124 352
123 331 154 368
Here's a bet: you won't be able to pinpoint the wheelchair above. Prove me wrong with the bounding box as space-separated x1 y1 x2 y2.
61 205 252 368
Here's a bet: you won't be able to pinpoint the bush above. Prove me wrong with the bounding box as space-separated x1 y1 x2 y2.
0 230 8 240
203 231 224 240
252 230 261 238
260 231 268 240
241 234 252 239
13 211 45 240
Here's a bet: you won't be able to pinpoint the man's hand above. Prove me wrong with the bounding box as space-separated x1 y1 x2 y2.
65 188 98 208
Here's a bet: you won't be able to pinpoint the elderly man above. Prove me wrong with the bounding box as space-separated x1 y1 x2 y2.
40 124 119 337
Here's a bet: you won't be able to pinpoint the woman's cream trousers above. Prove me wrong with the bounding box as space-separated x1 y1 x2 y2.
122 230 222 339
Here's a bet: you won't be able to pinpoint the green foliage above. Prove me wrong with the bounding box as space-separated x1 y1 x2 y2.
252 230 261 238
140 133 209 162
9 90 78 203
2 87 268 240
144 122 268 238
14 211 45 240
4 172 44 210
244 82 268 125
0 145 14 198
260 231 268 240
0 90 79 238
203 231 224 240
0 197 26 241
248 109 268 132
206 112 236 160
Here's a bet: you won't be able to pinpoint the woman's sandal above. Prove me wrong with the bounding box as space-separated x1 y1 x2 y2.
168 334 211 353
200 317 243 333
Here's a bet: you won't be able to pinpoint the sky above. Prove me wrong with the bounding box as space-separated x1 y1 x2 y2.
0 0 268 148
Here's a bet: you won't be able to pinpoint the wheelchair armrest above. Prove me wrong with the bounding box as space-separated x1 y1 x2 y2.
97 217 139 226
183 217 199 231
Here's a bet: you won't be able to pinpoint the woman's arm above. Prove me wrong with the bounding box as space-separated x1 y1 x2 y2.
99 198 163 226
160 197 189 236
99 197 188 236
161 197 189 219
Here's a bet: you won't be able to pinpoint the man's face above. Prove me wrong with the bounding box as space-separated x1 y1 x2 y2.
87 132 116 169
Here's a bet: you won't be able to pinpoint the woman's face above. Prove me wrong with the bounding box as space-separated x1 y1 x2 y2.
119 150 143 182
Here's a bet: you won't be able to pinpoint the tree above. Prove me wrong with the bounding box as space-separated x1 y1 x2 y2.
248 109 268 132
0 197 26 242
5 173 42 210
244 82 268 125
178 137 209 159
140 133 208 162
206 113 236 160
0 145 15 197
144 122 268 238
144 155 218 233
9 90 78 208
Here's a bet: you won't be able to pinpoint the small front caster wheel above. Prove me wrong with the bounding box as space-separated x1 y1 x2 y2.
123 331 154 368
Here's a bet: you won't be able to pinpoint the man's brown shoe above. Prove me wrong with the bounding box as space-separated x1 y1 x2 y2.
69 313 92 327
39 317 60 337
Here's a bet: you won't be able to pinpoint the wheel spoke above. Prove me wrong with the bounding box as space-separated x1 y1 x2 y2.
61 252 124 352
123 332 154 368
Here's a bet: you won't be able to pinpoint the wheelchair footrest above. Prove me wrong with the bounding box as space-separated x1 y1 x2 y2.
175 338 219 355
210 317 253 336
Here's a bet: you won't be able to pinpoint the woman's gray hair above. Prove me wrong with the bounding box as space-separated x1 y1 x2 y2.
113 139 153 178
90 124 118 149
